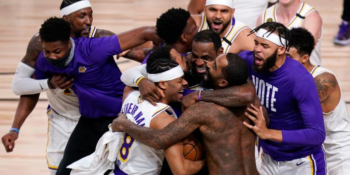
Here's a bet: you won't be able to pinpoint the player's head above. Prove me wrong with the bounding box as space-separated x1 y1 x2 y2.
60 0 93 37
203 53 248 89
147 48 188 104
251 22 291 73
156 8 197 51
288 28 314 65
39 17 72 68
204 0 234 35
191 30 223 80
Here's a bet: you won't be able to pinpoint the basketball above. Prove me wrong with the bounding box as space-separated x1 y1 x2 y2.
183 134 204 161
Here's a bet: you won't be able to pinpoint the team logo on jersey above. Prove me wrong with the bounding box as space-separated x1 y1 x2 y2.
137 96 144 104
78 66 87 73
267 18 274 22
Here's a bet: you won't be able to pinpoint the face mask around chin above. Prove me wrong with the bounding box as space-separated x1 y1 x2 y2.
45 55 69 68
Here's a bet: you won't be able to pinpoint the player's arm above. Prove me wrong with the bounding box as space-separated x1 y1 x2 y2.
112 102 216 149
229 28 255 53
314 72 339 104
245 75 325 145
1 94 40 152
303 10 323 45
188 0 206 14
121 64 162 106
118 26 160 52
150 112 204 174
182 80 256 109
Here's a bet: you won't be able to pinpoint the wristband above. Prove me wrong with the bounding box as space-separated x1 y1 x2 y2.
10 128 19 134
135 76 146 86
198 90 202 101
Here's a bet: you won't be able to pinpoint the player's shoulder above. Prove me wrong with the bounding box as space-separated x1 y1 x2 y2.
22 33 44 67
191 101 230 116
95 28 116 38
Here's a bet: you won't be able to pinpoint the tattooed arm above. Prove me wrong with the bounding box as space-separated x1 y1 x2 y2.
314 72 338 103
183 80 256 109
112 102 218 149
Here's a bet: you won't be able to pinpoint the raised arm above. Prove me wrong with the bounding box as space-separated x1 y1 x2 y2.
182 80 256 109
118 26 160 51
112 102 213 149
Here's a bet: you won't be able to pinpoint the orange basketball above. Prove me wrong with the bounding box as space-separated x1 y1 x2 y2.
183 134 204 161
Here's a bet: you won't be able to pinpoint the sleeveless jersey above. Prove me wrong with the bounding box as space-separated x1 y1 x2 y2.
262 2 322 66
117 91 177 175
198 15 249 53
46 25 98 120
311 66 350 173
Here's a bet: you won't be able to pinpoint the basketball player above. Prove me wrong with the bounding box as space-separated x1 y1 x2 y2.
333 0 350 45
33 17 157 175
1 1 131 174
193 0 255 54
288 27 350 175
113 53 259 175
257 0 323 66
188 0 277 28
115 50 204 175
233 22 326 175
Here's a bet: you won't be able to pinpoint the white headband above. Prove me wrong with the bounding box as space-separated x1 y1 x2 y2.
60 0 92 16
206 0 234 8
256 28 287 47
148 65 184 82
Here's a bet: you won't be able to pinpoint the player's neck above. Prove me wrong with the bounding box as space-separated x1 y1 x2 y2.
171 42 191 54
270 55 286 72
276 1 302 24
219 22 231 39
305 62 316 73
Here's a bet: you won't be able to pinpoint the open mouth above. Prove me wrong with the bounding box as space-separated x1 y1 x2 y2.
254 55 264 66
212 21 223 30
196 67 207 74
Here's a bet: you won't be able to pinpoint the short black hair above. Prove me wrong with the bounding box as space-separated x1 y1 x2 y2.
147 46 179 74
193 29 222 51
289 28 315 56
222 53 249 87
60 0 83 10
39 17 71 43
156 8 190 44
250 22 291 50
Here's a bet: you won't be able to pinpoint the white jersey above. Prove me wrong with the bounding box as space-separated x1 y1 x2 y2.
262 2 322 66
311 66 350 175
45 25 98 120
198 14 249 53
117 91 177 175
233 0 277 28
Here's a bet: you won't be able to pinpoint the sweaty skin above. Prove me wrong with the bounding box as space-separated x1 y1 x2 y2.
113 101 258 175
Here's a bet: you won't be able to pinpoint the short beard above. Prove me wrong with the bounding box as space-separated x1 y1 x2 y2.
201 67 214 89
253 50 278 73
207 19 231 36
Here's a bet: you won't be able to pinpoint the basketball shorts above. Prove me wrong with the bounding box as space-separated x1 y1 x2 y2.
46 105 79 175
260 148 327 175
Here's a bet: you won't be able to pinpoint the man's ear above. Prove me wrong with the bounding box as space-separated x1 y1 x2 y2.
63 15 69 22
218 78 228 88
277 46 286 56
180 33 188 43
217 47 224 55
301 54 310 64
157 81 167 90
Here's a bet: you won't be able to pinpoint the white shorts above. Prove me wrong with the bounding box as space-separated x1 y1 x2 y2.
259 148 327 175
46 105 79 174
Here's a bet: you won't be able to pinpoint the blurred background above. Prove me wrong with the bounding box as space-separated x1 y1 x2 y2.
0 0 348 174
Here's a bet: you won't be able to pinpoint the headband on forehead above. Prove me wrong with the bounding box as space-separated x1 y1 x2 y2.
206 0 234 8
148 65 184 82
60 0 92 16
256 28 287 47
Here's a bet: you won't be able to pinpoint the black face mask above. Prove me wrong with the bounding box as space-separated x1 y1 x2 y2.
45 54 69 68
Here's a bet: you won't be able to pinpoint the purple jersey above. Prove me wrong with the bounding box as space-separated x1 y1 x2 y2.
35 35 125 118
239 51 325 161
